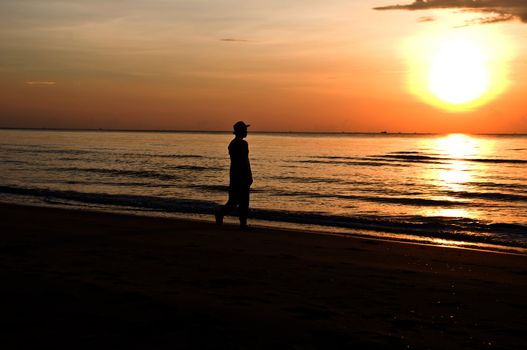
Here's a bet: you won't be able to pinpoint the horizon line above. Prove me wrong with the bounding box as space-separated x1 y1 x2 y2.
0 127 526 136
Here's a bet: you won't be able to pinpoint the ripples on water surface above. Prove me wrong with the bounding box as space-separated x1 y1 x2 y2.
1 130 526 251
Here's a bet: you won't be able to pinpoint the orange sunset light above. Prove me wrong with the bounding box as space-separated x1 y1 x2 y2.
0 1 526 132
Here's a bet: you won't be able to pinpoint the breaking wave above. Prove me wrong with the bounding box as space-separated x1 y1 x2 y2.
1 184 525 248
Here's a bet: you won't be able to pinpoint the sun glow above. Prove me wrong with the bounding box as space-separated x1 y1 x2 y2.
404 26 514 112
428 39 489 105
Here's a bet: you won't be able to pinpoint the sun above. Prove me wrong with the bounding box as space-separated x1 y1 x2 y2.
404 26 513 112
428 39 489 105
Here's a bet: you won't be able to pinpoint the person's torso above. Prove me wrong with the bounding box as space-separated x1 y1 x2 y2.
228 138 250 184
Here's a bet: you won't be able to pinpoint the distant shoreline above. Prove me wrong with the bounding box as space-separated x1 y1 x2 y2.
1 127 526 136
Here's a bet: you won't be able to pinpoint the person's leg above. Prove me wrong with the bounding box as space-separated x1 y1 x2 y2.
238 187 250 228
215 189 238 227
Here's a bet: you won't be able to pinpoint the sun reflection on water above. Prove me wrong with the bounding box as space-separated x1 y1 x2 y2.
427 208 469 218
437 162 470 192
435 134 480 159
433 134 479 193
421 134 495 221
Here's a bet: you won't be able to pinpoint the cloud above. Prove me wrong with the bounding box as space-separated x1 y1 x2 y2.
25 81 56 85
374 0 527 24
417 15 436 22
220 38 250 42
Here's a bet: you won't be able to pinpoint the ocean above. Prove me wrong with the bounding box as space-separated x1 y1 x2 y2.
1 129 526 252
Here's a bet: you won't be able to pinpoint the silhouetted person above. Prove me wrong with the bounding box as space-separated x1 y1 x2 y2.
215 121 253 229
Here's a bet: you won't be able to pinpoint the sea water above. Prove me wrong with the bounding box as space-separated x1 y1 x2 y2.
1 130 526 251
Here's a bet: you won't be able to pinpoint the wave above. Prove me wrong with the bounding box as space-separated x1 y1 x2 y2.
308 153 442 164
50 167 179 181
167 165 224 171
249 209 527 246
271 175 370 185
271 190 468 207
156 154 205 159
270 185 527 205
0 145 207 161
46 179 165 188
0 146 100 156
310 152 527 166
470 158 527 164
0 159 27 165
377 153 527 165
374 154 444 163
448 190 527 203
468 181 527 193
388 151 423 154
188 184 229 192
188 184 265 194
0 185 215 214
296 159 405 167
0 184 525 248
118 153 208 160
164 165 219 171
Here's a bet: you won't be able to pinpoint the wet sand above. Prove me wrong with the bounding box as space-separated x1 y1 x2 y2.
1 203 526 349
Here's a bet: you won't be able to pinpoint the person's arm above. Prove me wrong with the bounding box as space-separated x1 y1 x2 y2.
246 142 253 186
247 158 253 186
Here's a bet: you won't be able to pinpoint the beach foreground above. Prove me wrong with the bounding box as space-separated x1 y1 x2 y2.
1 204 526 349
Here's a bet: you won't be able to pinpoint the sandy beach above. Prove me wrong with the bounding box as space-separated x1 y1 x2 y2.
1 203 526 349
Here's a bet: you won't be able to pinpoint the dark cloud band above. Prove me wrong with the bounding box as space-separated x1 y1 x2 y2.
374 0 527 24
220 38 250 43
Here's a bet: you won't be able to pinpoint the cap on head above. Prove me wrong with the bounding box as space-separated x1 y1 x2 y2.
233 121 250 134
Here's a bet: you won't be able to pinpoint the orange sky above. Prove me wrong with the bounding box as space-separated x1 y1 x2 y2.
1 1 526 133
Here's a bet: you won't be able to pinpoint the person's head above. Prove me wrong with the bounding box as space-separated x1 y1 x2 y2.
233 121 250 138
